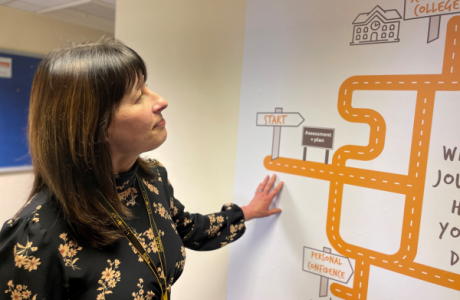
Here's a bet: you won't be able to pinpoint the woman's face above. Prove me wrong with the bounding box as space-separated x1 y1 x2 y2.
107 78 168 160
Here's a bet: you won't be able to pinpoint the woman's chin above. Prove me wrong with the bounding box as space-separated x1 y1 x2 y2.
147 132 167 152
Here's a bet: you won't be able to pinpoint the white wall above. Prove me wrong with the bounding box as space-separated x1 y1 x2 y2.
227 1 460 299
115 0 246 299
0 5 112 224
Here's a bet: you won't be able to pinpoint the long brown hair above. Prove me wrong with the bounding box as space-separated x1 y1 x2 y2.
28 37 155 247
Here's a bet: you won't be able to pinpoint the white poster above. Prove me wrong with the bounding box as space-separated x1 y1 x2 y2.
228 0 460 299
0 57 12 78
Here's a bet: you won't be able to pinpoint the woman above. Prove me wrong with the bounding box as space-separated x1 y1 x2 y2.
0 38 283 299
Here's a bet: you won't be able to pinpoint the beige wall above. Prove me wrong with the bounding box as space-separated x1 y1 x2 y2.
0 2 246 298
0 5 112 55
0 6 112 223
115 0 246 298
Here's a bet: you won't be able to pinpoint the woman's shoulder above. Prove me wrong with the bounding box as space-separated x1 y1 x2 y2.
145 158 165 169
0 190 69 299
1 189 67 242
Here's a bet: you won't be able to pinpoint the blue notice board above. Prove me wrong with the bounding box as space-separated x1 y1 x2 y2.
0 51 42 171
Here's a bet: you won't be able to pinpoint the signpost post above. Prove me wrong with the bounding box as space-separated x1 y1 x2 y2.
256 108 304 160
319 247 332 297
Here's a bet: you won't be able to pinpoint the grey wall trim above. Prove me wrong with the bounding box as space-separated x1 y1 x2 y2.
0 48 45 59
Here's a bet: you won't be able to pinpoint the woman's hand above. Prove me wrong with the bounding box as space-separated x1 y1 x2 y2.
241 174 283 221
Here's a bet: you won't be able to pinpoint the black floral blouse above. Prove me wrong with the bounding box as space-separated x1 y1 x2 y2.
0 160 246 300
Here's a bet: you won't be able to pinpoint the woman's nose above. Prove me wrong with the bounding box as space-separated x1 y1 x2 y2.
153 96 168 113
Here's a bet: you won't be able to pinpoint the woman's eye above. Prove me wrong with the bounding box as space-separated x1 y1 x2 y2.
137 93 143 101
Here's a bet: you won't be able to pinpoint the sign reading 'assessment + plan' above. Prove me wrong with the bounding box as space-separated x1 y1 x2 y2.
302 127 334 149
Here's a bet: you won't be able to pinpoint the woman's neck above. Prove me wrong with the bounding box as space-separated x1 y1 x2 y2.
112 154 138 174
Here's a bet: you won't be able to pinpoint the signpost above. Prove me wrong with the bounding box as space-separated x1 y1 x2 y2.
404 0 460 43
256 108 304 160
302 246 354 286
302 127 335 164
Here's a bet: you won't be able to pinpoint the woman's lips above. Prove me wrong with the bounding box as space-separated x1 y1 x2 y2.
154 118 166 128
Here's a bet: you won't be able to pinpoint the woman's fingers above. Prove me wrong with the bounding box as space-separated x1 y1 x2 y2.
260 175 269 191
257 174 282 196
256 175 269 193
265 174 277 192
269 181 284 196
266 207 282 216
256 182 264 192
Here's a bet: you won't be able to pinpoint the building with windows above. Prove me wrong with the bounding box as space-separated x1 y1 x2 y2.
351 5 401 45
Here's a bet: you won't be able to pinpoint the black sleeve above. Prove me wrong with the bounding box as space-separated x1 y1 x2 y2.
0 217 68 299
156 163 246 251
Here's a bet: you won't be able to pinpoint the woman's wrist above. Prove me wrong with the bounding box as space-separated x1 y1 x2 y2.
241 205 254 222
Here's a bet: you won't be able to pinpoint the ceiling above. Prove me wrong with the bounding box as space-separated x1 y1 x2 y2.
0 0 116 33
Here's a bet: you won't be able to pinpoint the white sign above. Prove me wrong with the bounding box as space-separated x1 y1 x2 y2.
302 247 354 284
0 57 12 78
256 112 304 127
404 0 460 20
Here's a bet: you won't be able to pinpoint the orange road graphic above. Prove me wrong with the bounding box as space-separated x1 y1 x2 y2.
264 16 460 300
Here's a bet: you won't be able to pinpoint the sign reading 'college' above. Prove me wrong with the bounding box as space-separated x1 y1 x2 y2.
404 0 460 20
302 127 334 149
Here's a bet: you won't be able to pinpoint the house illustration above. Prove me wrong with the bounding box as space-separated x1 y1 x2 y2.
351 5 402 46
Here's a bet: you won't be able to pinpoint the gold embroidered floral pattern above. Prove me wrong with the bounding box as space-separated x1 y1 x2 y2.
166 277 174 293
118 187 139 206
142 179 159 195
221 220 245 247
146 158 164 168
156 169 162 182
6 218 18 227
4 280 37 300
132 278 155 300
205 214 224 238
224 203 234 210
171 222 178 235
152 203 171 220
97 259 121 300
129 229 164 262
31 205 42 223
58 233 82 270
117 180 129 191
146 159 163 182
183 225 194 239
157 267 165 280
169 197 178 217
14 237 40 272
175 246 186 271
